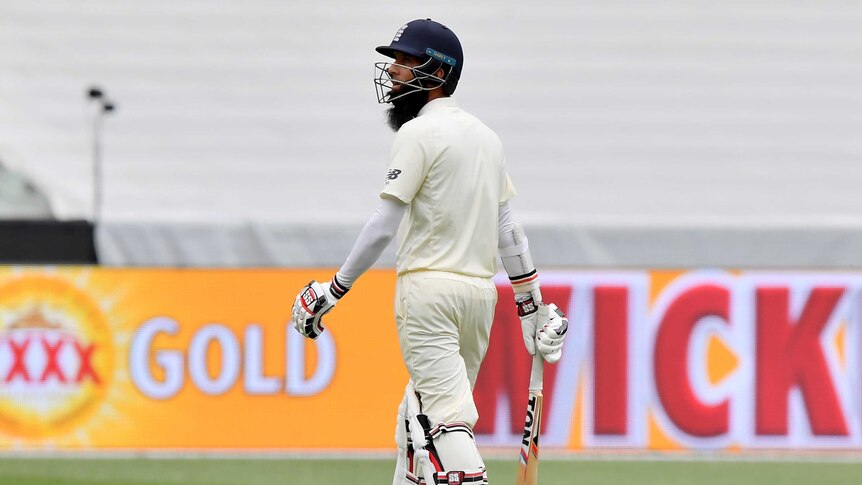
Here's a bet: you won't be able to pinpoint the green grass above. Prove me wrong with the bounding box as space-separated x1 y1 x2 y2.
0 458 859 485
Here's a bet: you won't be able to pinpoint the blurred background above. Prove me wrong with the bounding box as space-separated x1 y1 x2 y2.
0 1 861 484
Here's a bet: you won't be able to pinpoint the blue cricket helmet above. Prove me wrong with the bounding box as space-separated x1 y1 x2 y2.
375 19 463 97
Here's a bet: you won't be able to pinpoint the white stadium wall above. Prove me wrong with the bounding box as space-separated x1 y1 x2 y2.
1 1 861 267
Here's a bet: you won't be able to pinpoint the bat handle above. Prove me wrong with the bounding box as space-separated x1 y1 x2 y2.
528 352 544 393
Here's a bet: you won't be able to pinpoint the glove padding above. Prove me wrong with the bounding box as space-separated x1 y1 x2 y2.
292 280 337 339
516 291 541 355
536 303 568 364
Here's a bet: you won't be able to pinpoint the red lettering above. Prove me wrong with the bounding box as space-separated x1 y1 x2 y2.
40 337 66 383
654 284 730 437
755 286 848 436
474 285 571 436
593 286 628 435
6 338 32 383
73 341 101 384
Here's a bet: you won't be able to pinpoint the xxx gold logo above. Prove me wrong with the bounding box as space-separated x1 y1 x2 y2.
0 275 113 437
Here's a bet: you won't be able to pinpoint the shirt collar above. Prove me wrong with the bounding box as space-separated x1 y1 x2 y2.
418 97 459 117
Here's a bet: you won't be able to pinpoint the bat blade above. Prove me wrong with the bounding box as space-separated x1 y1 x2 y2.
516 392 543 485
516 354 545 485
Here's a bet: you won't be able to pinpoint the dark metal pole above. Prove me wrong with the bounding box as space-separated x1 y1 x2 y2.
93 108 103 221
87 86 116 223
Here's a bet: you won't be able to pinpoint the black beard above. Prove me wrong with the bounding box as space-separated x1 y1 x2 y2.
385 86 429 132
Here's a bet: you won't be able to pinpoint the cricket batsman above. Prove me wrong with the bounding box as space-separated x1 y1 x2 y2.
291 18 568 484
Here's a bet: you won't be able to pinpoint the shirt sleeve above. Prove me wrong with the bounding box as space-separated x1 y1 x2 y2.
498 201 516 247
500 170 517 204
335 196 408 288
379 124 432 203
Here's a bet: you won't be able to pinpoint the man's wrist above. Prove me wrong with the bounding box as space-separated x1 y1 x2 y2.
328 274 351 300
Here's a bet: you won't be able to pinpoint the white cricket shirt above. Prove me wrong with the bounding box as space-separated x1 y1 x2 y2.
380 97 517 278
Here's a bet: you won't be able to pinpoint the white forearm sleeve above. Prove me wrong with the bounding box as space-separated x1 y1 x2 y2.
335 196 407 288
498 202 541 297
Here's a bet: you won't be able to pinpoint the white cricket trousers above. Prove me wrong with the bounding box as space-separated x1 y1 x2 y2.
394 270 497 426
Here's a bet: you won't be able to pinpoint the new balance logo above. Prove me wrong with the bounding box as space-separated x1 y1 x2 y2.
387 169 402 180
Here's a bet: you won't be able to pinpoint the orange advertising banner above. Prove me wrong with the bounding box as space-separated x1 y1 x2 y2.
1 267 861 451
0 267 406 449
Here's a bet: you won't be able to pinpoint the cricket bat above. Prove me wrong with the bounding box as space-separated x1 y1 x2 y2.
515 352 544 485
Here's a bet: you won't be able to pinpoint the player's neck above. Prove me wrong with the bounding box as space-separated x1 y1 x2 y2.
425 89 447 103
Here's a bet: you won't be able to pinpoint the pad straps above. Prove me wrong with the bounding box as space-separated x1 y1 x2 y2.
406 418 487 485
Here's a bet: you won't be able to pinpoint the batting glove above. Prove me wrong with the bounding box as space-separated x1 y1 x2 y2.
292 277 349 339
536 303 568 364
516 290 542 355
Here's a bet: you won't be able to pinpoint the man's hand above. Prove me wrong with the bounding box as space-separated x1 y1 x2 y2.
536 303 568 363
516 290 542 355
292 280 337 339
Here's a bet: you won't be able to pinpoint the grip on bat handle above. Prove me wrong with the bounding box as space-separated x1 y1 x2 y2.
528 352 544 393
